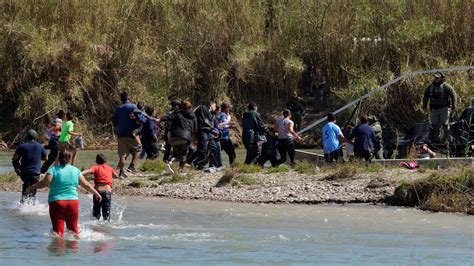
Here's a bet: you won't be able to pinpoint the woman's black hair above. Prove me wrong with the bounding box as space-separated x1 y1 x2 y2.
58 150 72 165
120 91 129 103
56 110 66 118
145 106 155 116
66 111 74 120
247 102 257 111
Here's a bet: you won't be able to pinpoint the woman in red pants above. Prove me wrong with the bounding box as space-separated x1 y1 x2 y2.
28 150 102 237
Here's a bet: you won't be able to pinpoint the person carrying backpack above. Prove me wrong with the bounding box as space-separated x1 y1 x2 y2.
422 72 457 143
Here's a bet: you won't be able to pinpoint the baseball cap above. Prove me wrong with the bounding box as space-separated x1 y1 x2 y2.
433 72 444 79
26 129 37 139
53 118 63 125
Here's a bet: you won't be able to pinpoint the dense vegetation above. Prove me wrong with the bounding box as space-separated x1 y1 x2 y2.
0 0 472 144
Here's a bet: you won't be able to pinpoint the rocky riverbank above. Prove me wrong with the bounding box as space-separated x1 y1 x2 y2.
1 161 471 213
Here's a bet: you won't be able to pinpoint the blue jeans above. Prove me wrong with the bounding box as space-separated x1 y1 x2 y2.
209 138 222 168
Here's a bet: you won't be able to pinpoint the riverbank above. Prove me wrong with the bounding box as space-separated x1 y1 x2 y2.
1 161 472 214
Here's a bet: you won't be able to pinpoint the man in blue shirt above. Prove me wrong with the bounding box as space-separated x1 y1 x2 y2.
12 130 47 203
322 113 348 163
113 92 140 178
348 115 376 162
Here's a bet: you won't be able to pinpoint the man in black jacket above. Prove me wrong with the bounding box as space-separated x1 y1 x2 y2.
163 99 181 163
161 101 197 172
188 100 216 170
242 102 268 164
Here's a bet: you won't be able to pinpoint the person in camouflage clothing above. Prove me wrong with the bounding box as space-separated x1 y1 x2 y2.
286 91 305 132
368 115 383 159
422 72 457 143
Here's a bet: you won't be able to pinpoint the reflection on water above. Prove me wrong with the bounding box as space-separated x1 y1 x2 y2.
1 192 473 264
93 241 114 254
48 238 79 256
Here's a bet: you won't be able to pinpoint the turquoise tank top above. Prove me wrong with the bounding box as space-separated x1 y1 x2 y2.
47 164 81 203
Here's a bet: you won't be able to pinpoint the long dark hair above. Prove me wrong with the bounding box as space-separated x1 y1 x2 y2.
58 150 72 165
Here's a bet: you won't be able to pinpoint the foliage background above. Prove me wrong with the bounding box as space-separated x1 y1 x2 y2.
0 0 472 144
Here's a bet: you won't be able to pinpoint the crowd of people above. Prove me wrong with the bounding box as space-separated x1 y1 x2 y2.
9 70 473 238
113 92 306 175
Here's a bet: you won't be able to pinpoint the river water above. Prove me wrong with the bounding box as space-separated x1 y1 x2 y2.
0 192 472 265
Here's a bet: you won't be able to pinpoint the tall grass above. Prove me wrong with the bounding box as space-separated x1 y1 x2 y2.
389 168 473 213
0 0 472 141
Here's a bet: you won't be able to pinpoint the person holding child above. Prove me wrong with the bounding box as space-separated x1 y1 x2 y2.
41 110 65 173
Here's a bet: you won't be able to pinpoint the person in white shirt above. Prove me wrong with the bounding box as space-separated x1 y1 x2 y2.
274 109 302 166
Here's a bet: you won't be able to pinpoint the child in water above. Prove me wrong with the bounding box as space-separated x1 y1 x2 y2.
81 154 118 221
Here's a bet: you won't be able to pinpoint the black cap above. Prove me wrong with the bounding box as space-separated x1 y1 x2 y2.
433 72 444 79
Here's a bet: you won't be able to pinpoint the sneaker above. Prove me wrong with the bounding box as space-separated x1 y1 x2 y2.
204 167 216 173
165 163 175 175
216 166 225 172
127 167 138 175
119 170 129 179
158 143 166 151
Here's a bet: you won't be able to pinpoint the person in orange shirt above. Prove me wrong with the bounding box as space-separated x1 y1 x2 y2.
82 154 118 221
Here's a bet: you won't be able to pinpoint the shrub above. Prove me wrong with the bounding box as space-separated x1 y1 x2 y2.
365 163 384 173
148 176 161 181
265 165 290 174
233 175 260 186
216 169 237 187
322 164 358 181
159 173 192 185
232 161 262 174
0 173 17 183
128 181 147 188
140 160 167 173
294 161 317 174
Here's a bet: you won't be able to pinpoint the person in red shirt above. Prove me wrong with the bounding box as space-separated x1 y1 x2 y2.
82 154 118 221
